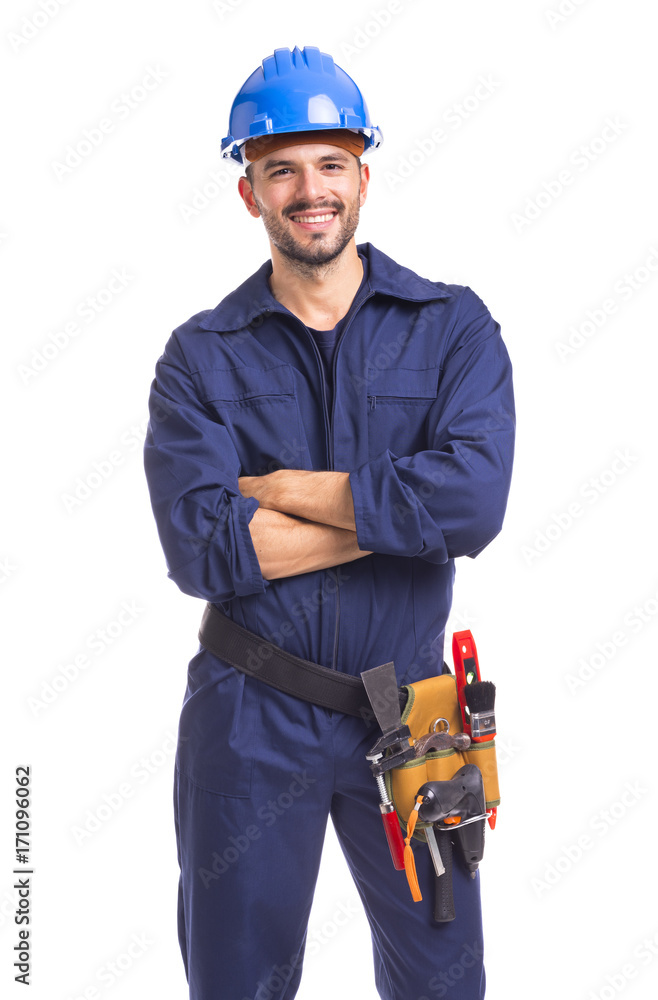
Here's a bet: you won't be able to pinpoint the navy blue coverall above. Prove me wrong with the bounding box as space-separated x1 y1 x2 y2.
143 242 515 1000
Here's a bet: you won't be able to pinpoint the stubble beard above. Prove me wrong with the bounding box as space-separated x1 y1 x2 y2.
252 191 361 278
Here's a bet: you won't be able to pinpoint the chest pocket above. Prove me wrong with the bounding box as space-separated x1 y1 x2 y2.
193 364 306 476
366 366 441 457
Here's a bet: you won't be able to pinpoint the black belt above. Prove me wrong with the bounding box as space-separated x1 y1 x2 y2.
198 602 407 719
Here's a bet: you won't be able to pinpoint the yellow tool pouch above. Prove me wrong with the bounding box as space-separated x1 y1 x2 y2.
385 674 500 839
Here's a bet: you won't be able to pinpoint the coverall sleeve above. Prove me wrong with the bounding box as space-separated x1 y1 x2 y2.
349 288 515 563
143 329 267 602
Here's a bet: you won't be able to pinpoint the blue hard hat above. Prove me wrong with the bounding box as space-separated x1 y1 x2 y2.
221 46 383 164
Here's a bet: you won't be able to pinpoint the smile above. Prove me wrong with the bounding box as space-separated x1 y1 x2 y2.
289 212 336 224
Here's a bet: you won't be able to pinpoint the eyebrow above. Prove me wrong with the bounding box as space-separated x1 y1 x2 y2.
262 152 351 171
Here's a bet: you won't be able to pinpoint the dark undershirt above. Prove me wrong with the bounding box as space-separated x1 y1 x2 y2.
306 255 369 417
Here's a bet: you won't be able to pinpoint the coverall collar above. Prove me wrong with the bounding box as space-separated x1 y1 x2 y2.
199 242 452 333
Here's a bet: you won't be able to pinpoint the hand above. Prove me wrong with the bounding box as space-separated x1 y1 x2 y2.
238 474 273 506
238 469 356 531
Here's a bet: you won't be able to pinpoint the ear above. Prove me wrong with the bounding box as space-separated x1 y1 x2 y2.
359 162 370 208
238 176 261 218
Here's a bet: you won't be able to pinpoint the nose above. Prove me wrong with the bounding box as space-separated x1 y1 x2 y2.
294 165 327 203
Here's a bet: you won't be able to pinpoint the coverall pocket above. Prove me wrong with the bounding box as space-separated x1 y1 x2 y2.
366 366 441 456
191 363 306 477
175 647 259 797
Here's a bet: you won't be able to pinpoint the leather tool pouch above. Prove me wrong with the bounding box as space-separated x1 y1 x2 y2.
386 674 500 839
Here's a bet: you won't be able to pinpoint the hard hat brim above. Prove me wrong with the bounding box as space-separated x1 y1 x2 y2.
243 129 366 163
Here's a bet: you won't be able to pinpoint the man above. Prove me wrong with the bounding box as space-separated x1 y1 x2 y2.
144 45 514 1000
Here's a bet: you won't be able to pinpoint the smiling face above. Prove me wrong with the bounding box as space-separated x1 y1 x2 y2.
238 142 370 269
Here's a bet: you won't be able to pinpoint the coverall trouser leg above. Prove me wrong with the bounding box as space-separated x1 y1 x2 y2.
174 648 486 1000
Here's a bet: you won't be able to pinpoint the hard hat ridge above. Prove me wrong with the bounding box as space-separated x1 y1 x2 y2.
264 45 333 78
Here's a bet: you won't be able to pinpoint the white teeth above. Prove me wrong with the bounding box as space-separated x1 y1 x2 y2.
292 214 334 223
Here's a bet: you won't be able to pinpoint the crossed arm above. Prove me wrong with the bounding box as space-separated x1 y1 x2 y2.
238 470 372 580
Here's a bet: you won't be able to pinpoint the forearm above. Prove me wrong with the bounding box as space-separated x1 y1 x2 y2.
239 470 356 530
248 507 371 580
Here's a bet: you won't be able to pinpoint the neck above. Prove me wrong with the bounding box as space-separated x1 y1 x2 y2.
268 240 363 330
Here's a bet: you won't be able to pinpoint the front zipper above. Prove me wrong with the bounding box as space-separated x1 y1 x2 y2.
300 289 375 672
327 289 374 670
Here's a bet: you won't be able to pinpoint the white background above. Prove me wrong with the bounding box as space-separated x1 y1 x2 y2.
2 1 657 998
